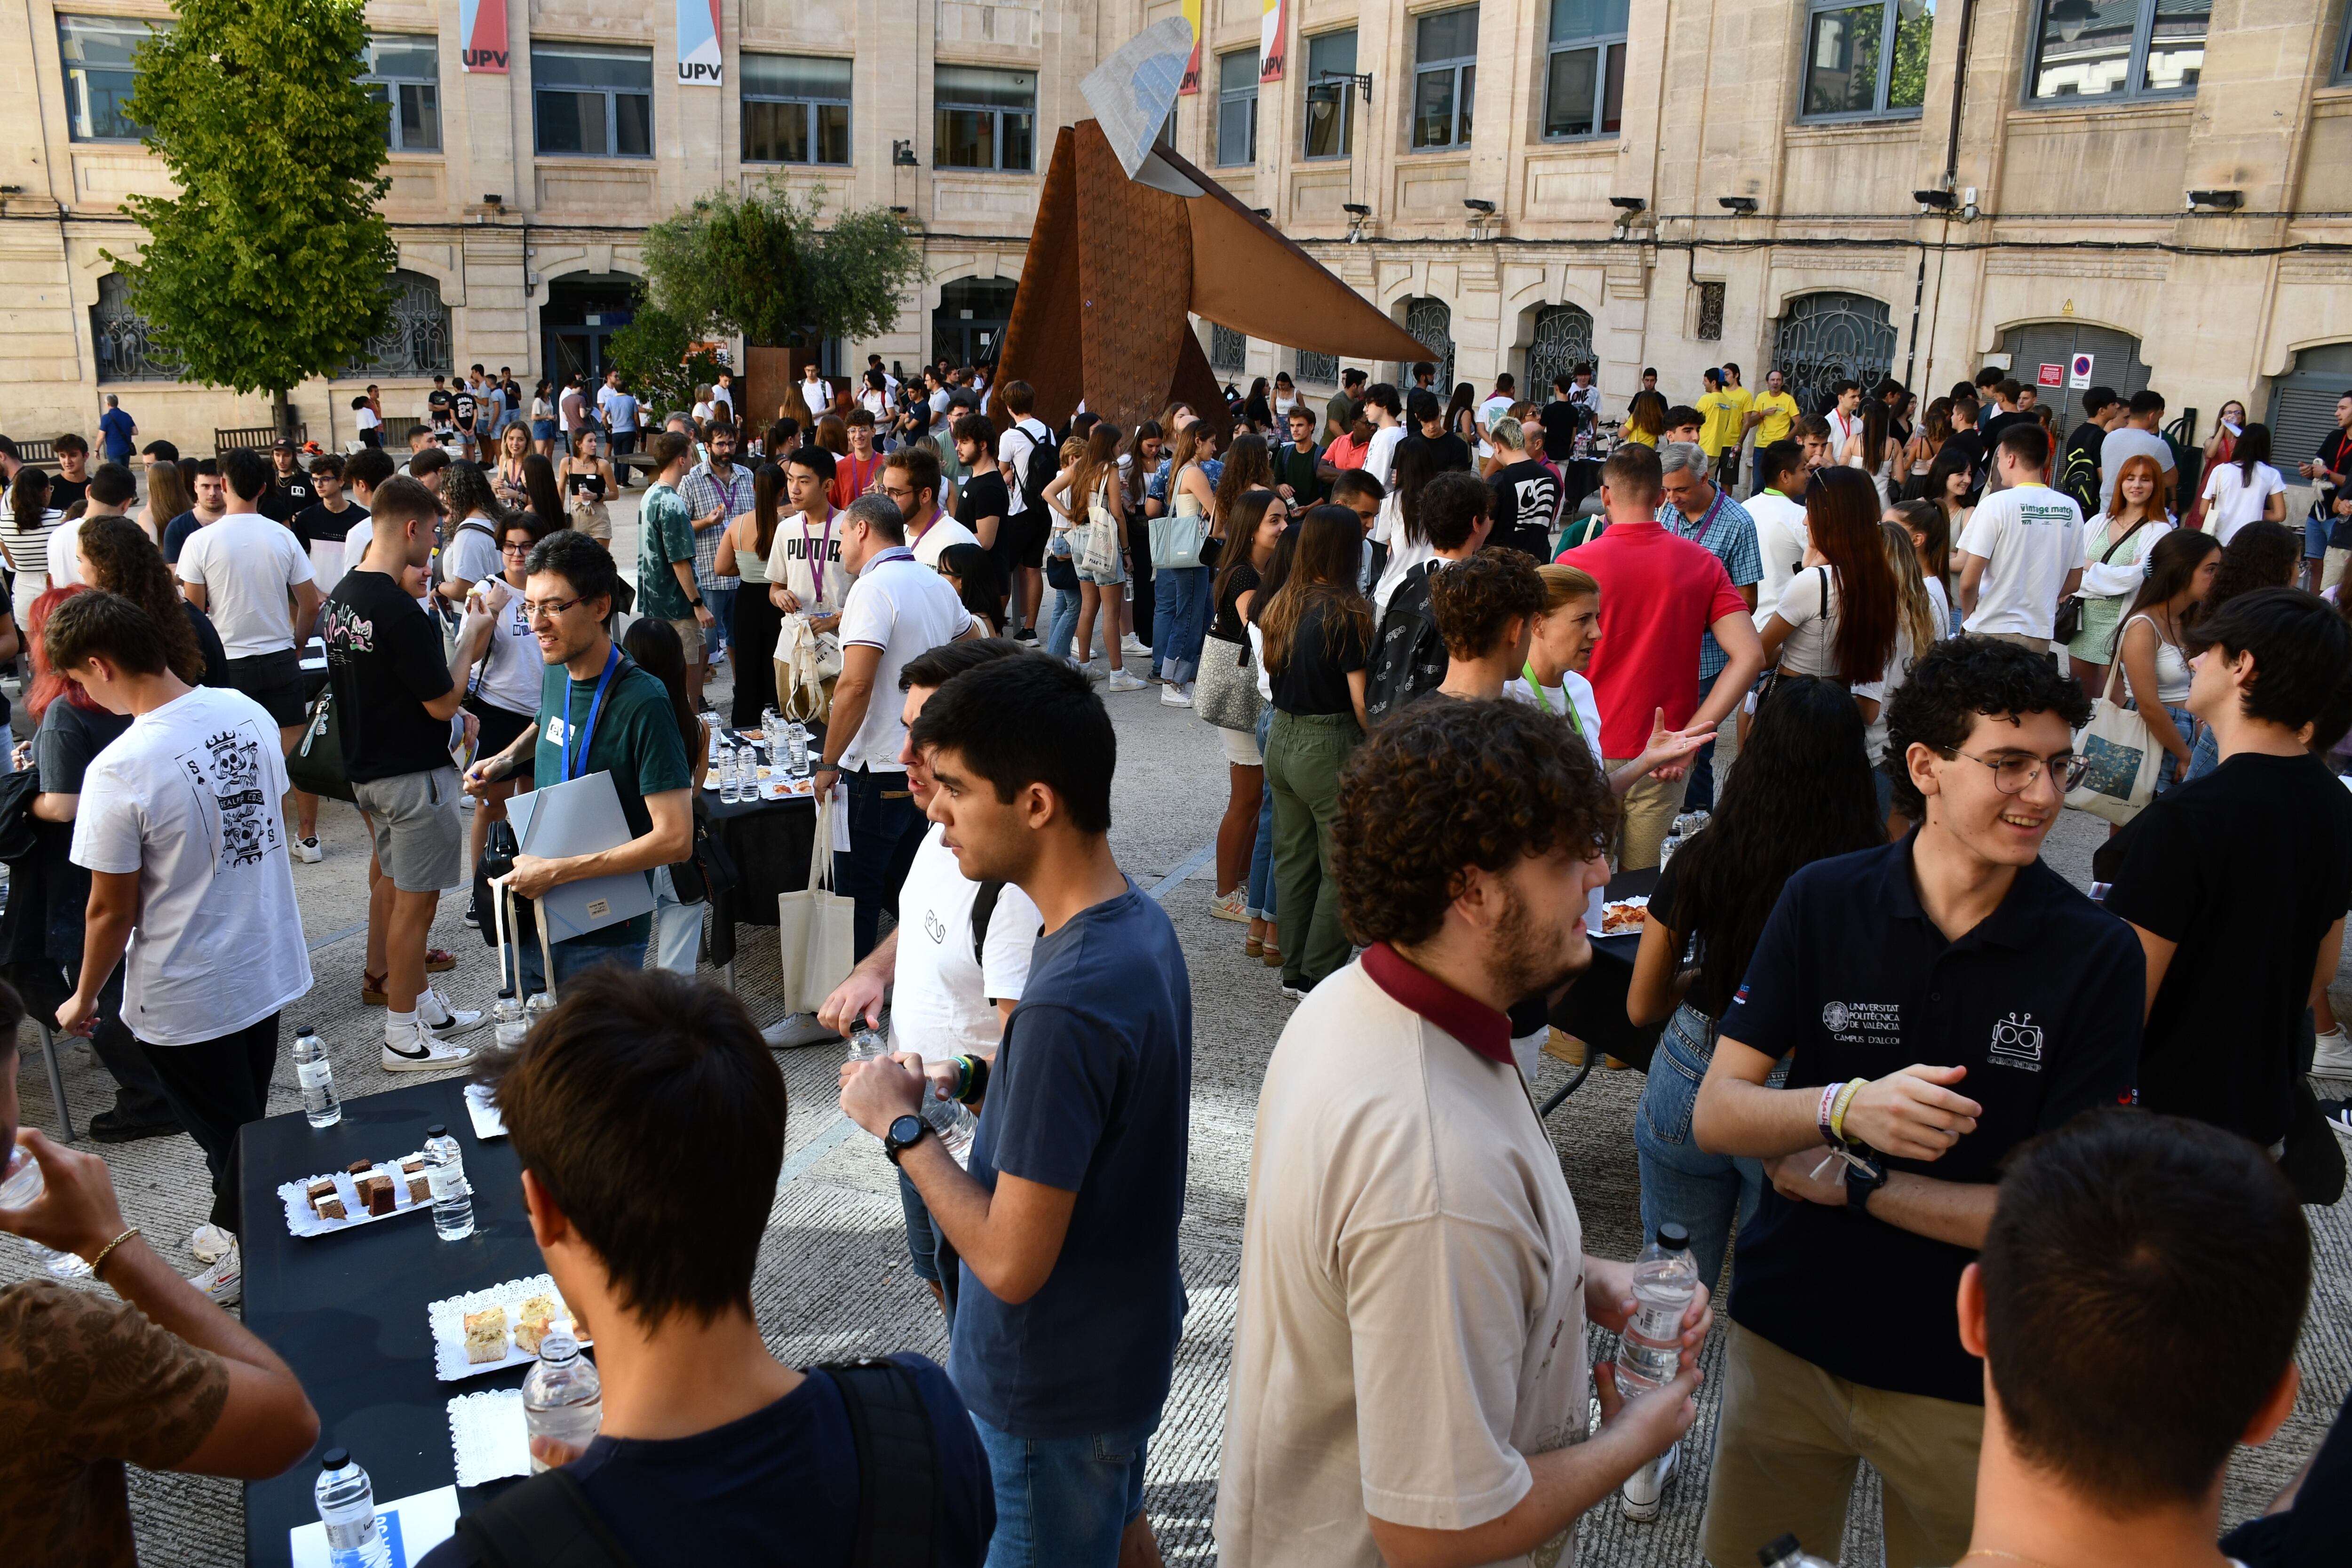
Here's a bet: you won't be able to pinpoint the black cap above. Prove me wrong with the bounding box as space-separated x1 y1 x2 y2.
273 436 296 450
426 1123 447 1137
298 1022 314 1035
321 1447 351 1471
1759 1536 1801 1567
1657 1222 1691 1250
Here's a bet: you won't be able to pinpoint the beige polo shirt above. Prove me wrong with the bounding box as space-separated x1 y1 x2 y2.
1215 946 1590 1568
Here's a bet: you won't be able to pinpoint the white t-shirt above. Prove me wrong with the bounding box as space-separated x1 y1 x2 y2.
998 417 1052 514
1956 484 2085 640
1362 423 1408 542
765 509 856 614
800 375 830 409
2202 461 2287 542
70 685 313 1045
1925 573 1952 636
1505 671 1609 935
910 512 980 569
440 516 503 591
1478 393 1514 430
175 511 317 659
2097 426 2176 512
1744 489 1810 629
835 554 972 772
46 514 85 585
357 405 384 433
466 581 542 716
887 825 1042 1064
1216 958 1589 1568
1773 565 1843 677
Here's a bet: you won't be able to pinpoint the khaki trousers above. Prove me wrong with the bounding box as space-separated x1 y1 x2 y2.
1701 1324 1984 1568
1607 763 1681 870
1979 631 2053 655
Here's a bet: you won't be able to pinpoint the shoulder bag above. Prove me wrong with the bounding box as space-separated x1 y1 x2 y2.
2064 618 2164 825
1078 487 1124 580
2052 517 2149 646
1193 631 1261 732
285 685 357 804
777 794 855 1016
1150 465 1212 571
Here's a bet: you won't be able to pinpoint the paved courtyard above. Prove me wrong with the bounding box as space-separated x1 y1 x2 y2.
7 496 2349 1565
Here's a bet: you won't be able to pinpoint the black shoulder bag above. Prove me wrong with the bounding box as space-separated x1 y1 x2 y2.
2052 517 2147 647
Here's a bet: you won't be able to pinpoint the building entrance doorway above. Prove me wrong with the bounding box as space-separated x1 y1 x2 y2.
541 274 639 388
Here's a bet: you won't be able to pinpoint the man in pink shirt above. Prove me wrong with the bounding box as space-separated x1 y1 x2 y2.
1559 444 1765 868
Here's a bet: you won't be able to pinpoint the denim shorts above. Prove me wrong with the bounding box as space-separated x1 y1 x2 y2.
2307 508 2333 561
969 1410 1155 1568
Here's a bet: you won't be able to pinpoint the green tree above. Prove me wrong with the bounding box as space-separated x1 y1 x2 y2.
104 0 395 438
639 183 923 350
606 306 724 425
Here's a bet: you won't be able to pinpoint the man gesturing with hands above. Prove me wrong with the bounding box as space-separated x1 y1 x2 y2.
1691 637 2141 1568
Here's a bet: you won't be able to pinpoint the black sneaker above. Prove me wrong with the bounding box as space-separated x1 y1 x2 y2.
462 897 482 929
89 1107 187 1143
1014 628 1037 642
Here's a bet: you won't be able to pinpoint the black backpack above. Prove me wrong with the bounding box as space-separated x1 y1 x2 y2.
453 1358 939 1568
1012 419 1057 517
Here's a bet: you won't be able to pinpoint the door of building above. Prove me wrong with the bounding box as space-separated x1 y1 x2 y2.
540 274 639 389
1997 322 2150 431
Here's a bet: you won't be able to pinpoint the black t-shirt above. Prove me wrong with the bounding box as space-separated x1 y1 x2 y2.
1539 400 1583 462
1365 560 1447 723
1274 442 1326 508
33 697 131 796
1399 430 1473 474
957 470 1009 533
291 500 364 548
1943 428 1987 487
1210 561 1260 645
321 568 456 782
46 475 88 513
1716 837 2143 1403
427 388 453 424
1979 409 2037 454
2105 752 2352 1148
185 600 229 688
451 389 479 427
1269 594 1368 717
1490 460 1561 558
566 468 608 500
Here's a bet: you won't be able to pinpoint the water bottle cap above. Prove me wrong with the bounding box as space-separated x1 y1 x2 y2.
298 1023 315 1036
540 1328 580 1360
1656 1222 1691 1250
1759 1535 1801 1567
320 1447 351 1472
498 987 516 1001
426 1123 448 1137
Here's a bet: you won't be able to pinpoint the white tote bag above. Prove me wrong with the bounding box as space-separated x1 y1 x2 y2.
773 613 842 724
776 795 857 1020
2066 653 2162 826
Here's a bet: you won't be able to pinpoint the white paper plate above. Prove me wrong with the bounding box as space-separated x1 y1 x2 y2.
428 1273 589 1382
447 1389 530 1487
463 1082 506 1141
278 1159 430 1239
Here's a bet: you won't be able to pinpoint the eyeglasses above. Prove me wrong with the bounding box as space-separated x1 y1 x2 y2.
1952 749 2090 794
521 595 588 621
501 541 532 556
881 484 916 501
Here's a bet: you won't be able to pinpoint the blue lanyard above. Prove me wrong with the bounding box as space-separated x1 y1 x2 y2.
564 646 621 782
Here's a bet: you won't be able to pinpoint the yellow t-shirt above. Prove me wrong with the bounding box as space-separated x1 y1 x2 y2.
1623 427 1658 447
1696 390 1740 458
1751 390 1799 447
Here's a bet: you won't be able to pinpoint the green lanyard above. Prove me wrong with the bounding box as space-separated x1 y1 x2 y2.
1525 663 1584 739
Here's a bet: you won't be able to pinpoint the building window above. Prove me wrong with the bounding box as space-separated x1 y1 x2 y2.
1544 0 1626 139
59 15 158 143
1217 49 1259 166
1773 292 1896 416
1802 0 1933 119
365 34 441 152
349 271 453 378
91 274 180 382
1525 304 1594 396
1412 8 1479 150
936 65 1035 171
1404 296 1455 388
1697 282 1726 341
742 55 850 164
533 44 654 157
1211 323 1248 373
1296 349 1340 386
2028 0 2205 102
1303 31 1357 159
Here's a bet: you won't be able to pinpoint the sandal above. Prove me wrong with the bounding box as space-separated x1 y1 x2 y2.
1262 944 1282 969
1244 934 1264 958
426 947 457 972
362 971 388 1006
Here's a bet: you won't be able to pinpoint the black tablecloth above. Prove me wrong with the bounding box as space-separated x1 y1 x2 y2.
239 1080 537 1567
1549 866 1665 1069
703 789 816 968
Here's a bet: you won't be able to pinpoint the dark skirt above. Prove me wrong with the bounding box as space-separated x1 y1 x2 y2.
730 580 783 727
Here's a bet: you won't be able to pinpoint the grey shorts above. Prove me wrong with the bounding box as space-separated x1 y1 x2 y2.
668 615 705 661
352 766 465 893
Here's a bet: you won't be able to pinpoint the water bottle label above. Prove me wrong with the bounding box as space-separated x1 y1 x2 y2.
1630 1297 1686 1345
427 1164 462 1201
297 1059 333 1090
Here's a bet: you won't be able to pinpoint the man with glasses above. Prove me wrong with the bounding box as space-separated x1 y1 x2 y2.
1687 636 2137 1568
680 423 755 673
461 529 693 990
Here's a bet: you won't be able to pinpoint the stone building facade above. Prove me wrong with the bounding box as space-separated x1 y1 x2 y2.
5 0 2352 459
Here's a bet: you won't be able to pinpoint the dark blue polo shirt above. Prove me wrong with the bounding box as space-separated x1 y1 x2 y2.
1716 835 2143 1405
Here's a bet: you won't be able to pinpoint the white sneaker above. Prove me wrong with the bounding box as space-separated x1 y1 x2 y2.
1105 669 1147 692
189 1222 235 1264
1160 682 1194 708
1121 635 1149 656
292 837 323 864
417 987 486 1037
1210 887 1249 923
1620 1440 1680 1522
190 1242 242 1307
382 1023 477 1074
2313 1026 2352 1080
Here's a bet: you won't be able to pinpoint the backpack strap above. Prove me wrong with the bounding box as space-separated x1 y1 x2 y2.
453 1467 638 1568
819 1358 940 1568
970 878 1006 973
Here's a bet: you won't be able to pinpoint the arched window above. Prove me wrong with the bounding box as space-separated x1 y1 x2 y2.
351 270 453 378
1525 304 1595 398
1210 322 1248 374
1403 296 1454 390
1772 292 1895 416
91 273 182 382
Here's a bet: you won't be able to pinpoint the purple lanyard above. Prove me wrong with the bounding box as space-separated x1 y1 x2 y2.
805 512 838 608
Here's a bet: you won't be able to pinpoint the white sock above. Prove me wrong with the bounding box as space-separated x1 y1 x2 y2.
417 991 452 1026
386 1008 418 1043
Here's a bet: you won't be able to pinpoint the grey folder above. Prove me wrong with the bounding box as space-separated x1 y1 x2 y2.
506 769 656 940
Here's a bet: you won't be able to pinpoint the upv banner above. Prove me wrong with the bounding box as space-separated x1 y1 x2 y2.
678 0 722 85
457 0 508 72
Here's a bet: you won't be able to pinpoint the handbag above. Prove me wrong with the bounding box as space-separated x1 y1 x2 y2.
285 686 357 804
1078 495 1124 580
1045 526 1079 590
773 613 841 724
1150 509 1210 571
1193 635 1261 732
776 795 856 1020
2052 517 2148 646
2065 644 2162 825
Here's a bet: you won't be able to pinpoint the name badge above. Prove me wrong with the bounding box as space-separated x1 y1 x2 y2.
544 716 567 746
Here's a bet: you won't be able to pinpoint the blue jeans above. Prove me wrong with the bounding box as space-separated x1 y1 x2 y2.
898 1168 959 1315
2186 719 2221 783
835 767 927 958
2307 508 2333 561
701 584 736 660
1635 1007 1781 1290
513 914 653 997
1683 669 1724 812
1246 702 1277 919
2151 703 2193 792
969 1410 1155 1568
1046 586 1081 661
1151 566 1210 683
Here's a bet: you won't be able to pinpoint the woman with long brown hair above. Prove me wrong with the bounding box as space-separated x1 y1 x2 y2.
76 514 220 686
1156 419 1223 701
1214 432 1275 525
1205 489 1288 925
2113 527 2222 797
1889 498 1955 635
1258 503 1375 995
1758 466 1900 718
6 469 62 629
1623 389 1668 447
814 413 850 456
715 461 789 725
1901 396 1952 500
136 459 193 545
491 421 533 510
2064 451 2171 694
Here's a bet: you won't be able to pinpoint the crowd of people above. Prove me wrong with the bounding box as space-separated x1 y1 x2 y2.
2 347 2351 1568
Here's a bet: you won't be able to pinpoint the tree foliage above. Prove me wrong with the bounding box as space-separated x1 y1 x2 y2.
606 306 724 425
639 183 924 349
105 0 395 422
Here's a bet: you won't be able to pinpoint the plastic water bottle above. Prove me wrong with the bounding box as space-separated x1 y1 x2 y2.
313 1448 392 1568
846 1026 888 1062
1613 1222 1701 1397
735 745 756 799
1657 832 1682 870
522 1329 604 1472
719 744 741 803
524 991 555 1033
293 1023 341 1129
787 722 810 776
922 1093 978 1168
422 1123 474 1241
1756 1535 1835 1568
0 1144 92 1277
492 990 527 1050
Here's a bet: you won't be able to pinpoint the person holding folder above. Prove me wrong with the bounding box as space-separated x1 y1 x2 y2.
462 529 693 990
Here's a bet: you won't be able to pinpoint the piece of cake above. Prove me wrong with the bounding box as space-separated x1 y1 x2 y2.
514 1294 563 1355
405 1173 430 1204
346 1159 373 1177
463 1306 509 1364
366 1180 395 1216
305 1177 336 1209
400 1155 425 1176
316 1195 347 1220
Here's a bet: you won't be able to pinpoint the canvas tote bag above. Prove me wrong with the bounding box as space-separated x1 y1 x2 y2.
776 794 856 1019
2065 629 2163 826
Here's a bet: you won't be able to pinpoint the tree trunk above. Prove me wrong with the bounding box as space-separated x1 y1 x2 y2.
272 388 293 442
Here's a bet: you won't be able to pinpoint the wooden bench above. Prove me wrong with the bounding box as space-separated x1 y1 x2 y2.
214 424 306 453
9 438 58 470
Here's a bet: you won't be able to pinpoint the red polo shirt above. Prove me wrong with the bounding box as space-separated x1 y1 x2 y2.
1558 519 1747 757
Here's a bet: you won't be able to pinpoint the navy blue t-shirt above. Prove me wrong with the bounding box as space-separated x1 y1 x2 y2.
1716 836 2142 1406
950 880 1192 1440
417 1355 991 1568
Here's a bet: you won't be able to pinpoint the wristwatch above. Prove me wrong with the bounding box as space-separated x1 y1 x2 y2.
882 1113 928 1166
688 595 706 610
1844 1150 1888 1212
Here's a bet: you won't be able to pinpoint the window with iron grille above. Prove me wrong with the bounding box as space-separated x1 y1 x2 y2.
1697 283 1726 342
1295 349 1340 386
1211 323 1248 373
348 271 454 378
91 274 181 382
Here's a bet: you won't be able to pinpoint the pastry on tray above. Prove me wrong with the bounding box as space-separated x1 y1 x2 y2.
366 1178 396 1216
304 1177 336 1210
400 1155 425 1176
463 1306 510 1363
515 1294 564 1355
315 1194 347 1220
346 1159 374 1177
405 1172 431 1203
